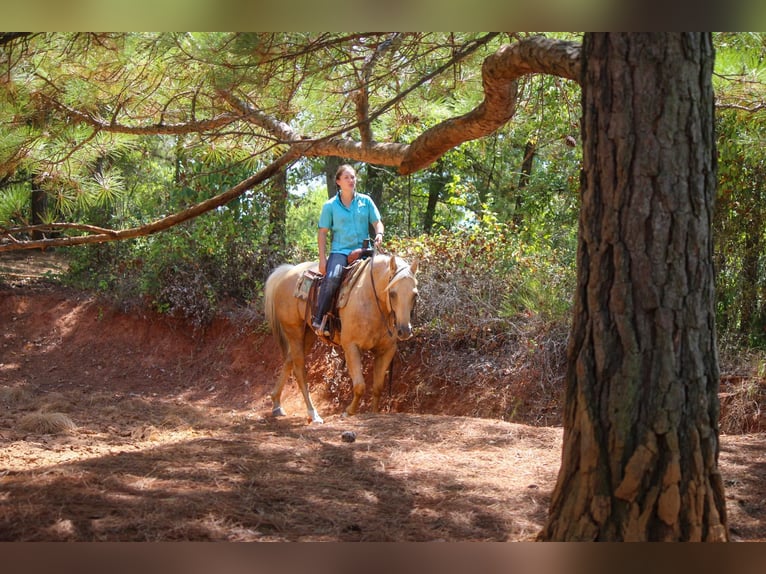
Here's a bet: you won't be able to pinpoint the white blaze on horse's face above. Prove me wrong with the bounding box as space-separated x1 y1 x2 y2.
387 259 419 341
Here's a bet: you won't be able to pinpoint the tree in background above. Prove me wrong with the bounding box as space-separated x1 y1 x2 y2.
2 31 753 540
1 33 579 251
713 33 766 346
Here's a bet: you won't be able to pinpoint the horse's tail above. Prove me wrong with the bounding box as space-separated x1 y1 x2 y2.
264 263 294 356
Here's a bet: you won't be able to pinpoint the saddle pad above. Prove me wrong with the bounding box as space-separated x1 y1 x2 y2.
294 269 322 300
337 258 370 308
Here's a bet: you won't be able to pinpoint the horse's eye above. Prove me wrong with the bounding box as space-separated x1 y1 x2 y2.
389 291 398 300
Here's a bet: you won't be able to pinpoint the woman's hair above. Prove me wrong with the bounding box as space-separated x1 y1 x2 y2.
335 164 356 181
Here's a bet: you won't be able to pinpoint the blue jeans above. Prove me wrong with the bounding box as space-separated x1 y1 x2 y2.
314 252 348 324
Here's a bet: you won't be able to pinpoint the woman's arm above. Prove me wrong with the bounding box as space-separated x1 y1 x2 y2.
317 227 329 274
372 220 384 248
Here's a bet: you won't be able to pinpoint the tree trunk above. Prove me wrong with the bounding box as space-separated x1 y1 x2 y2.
539 33 728 542
262 165 288 271
366 163 384 210
423 159 446 234
30 183 48 241
512 140 536 228
739 183 763 338
324 156 343 199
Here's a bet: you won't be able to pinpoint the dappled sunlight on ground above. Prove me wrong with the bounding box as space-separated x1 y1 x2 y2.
1 258 765 541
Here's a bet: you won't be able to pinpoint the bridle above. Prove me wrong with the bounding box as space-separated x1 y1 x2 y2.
369 251 415 338
368 251 417 399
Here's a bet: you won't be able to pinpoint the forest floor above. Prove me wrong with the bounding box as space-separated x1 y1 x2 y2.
0 249 764 541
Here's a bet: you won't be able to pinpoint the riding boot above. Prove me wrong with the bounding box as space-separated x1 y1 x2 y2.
312 253 347 335
313 275 340 332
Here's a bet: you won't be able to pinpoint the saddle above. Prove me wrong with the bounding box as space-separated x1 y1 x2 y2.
293 257 371 339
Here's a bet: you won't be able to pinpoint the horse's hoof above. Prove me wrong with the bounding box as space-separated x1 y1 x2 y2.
272 406 287 417
308 415 324 425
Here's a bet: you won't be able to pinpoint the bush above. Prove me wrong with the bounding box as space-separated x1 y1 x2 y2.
63 213 270 327
64 212 577 339
387 220 576 339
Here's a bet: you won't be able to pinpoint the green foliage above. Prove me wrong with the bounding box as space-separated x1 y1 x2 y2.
64 211 269 327
40 31 582 333
388 218 577 340
285 182 326 262
4 32 765 362
62 135 275 325
712 34 766 347
0 183 30 225
714 109 766 346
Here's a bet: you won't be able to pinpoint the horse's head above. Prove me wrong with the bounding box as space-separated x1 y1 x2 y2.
385 256 419 341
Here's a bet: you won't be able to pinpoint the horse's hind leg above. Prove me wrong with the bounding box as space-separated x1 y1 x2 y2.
270 360 292 417
289 337 324 424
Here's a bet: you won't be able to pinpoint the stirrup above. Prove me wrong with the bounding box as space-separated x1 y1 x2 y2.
312 315 331 337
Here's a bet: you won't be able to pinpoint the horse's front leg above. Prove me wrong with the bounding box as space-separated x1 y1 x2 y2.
343 344 366 417
371 344 397 412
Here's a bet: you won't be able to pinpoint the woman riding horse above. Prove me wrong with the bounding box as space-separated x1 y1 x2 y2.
312 164 384 337
264 253 418 423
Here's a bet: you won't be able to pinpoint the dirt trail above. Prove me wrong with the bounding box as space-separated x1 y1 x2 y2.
1 253 764 541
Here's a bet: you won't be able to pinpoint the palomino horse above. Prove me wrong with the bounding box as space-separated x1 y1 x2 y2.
263 254 418 423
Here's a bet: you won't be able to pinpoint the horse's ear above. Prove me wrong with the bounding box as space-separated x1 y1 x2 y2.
410 258 418 274
389 255 397 274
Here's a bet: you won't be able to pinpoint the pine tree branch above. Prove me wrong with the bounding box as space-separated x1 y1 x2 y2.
399 36 581 174
224 35 580 173
1 35 583 252
42 95 242 136
0 152 297 252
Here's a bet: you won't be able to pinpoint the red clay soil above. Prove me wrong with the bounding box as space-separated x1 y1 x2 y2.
0 252 764 541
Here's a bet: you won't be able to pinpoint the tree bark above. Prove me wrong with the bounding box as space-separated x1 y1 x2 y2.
266 165 288 260
423 159 446 234
324 156 343 200
30 181 48 241
539 33 728 541
250 164 290 278
739 186 763 337
365 164 384 211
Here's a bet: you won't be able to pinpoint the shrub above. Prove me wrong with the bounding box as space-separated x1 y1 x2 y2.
387 221 576 339
64 213 270 327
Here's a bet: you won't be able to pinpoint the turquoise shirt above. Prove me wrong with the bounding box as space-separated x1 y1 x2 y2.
318 191 381 255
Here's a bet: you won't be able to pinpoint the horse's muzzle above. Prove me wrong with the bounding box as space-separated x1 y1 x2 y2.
397 324 413 340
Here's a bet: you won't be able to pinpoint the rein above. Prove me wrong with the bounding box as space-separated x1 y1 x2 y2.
368 250 393 338
368 251 415 401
